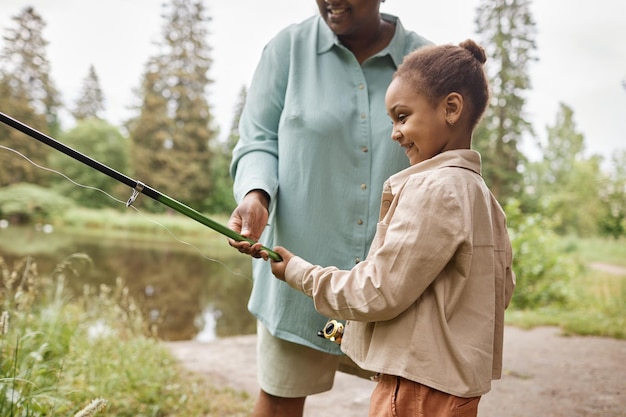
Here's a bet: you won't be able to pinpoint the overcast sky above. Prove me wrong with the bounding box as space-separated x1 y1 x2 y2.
1 0 624 163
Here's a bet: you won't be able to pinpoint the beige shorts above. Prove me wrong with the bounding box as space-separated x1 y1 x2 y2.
256 321 342 397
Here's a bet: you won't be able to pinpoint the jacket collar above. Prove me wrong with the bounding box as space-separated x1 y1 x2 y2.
387 150 483 193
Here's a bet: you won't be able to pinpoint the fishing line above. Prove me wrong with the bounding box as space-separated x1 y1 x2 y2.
0 143 253 282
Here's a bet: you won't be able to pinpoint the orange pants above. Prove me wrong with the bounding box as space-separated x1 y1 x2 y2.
369 375 480 417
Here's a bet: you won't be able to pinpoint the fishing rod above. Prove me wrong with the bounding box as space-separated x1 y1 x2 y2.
0 111 281 261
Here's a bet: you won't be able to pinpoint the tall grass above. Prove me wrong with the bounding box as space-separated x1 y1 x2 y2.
0 254 253 416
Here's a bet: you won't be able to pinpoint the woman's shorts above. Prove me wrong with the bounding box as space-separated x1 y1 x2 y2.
256 321 342 398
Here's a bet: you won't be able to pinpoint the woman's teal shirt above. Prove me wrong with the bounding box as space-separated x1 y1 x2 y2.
230 14 431 354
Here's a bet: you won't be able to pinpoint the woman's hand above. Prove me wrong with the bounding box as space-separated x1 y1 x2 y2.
227 190 269 258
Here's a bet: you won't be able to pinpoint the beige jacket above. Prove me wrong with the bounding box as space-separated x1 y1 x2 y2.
284 149 515 397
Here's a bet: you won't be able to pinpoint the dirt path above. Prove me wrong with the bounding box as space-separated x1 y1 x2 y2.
166 325 626 417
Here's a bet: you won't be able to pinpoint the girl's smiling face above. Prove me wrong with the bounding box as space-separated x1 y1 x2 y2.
385 77 451 166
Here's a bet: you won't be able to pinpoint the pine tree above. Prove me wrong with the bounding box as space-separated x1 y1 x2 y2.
127 64 173 212
72 65 105 121
128 0 217 212
203 85 247 214
0 6 62 135
0 6 60 187
473 0 537 201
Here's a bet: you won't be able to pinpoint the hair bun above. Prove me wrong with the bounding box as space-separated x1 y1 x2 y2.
459 39 487 64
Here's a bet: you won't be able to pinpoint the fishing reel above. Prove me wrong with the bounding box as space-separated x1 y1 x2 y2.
317 319 344 345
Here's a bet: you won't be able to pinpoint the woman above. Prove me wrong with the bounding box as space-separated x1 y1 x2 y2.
228 1 431 416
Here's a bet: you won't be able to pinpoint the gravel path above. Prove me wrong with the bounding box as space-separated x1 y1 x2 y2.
166 325 626 417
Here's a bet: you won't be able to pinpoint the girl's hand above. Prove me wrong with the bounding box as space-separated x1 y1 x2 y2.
263 246 293 280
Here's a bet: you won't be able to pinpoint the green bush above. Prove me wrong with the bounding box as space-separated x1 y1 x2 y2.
48 119 131 210
505 199 583 309
0 183 73 224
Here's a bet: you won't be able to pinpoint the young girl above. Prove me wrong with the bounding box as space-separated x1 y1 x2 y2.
262 39 515 417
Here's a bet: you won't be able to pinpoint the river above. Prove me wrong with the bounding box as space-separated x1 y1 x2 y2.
0 224 256 341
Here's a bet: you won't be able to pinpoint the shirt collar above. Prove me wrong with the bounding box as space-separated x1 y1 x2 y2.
317 13 407 67
387 150 483 192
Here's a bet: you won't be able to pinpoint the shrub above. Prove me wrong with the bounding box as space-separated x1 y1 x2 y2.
505 199 583 309
0 183 73 224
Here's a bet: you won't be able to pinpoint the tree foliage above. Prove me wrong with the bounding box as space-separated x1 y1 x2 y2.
128 0 217 213
598 150 626 238
505 199 581 309
0 78 50 187
0 182 73 224
525 103 604 236
202 85 247 214
0 0 623 243
0 6 62 135
473 0 537 202
72 65 105 121
0 6 60 187
48 119 130 209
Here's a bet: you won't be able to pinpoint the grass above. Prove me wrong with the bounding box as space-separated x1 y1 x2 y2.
57 206 230 240
53 207 236 258
562 235 626 267
0 254 254 416
506 236 626 339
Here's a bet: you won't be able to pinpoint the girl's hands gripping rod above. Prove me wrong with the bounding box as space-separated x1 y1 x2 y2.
260 246 293 280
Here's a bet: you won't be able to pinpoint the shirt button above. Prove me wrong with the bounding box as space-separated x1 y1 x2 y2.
357 219 363 225
361 146 369 153
361 184 367 190
360 112 366 119
355 257 361 264
358 83 365 90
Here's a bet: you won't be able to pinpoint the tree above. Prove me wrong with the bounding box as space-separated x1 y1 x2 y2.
0 6 62 135
72 65 105 121
0 76 50 187
473 0 537 202
128 0 217 213
202 85 247 214
0 6 61 187
48 119 130 209
599 150 626 238
525 103 604 236
126 66 172 212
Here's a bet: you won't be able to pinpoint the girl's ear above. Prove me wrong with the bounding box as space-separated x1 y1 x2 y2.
444 92 463 126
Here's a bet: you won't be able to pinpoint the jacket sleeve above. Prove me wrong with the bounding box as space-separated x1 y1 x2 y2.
285 177 467 321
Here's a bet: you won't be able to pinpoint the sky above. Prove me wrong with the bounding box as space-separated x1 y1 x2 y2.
0 0 624 164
